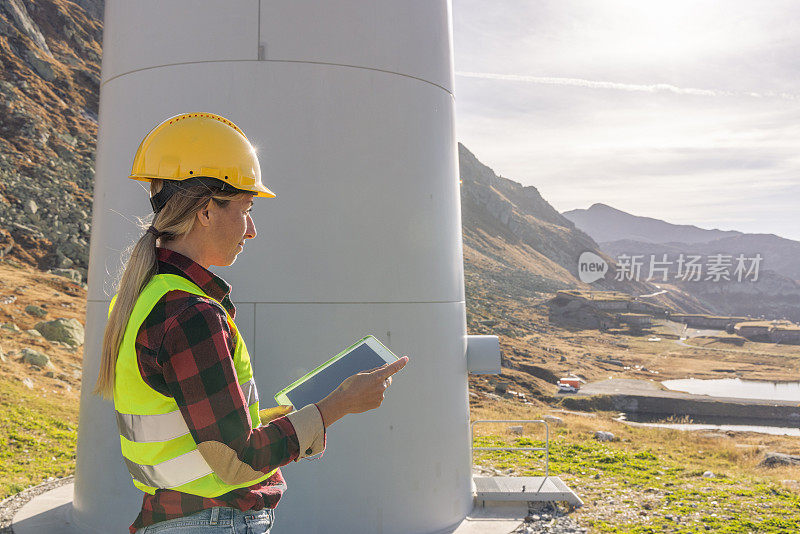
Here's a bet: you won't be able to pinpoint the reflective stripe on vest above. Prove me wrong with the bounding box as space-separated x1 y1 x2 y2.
122 449 213 489
116 377 258 443
113 274 274 497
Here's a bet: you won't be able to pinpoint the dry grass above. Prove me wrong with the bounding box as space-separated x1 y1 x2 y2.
0 260 84 394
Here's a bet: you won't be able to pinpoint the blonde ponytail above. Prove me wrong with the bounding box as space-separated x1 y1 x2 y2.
93 180 243 399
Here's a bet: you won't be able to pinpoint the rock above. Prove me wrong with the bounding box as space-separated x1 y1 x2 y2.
509 425 523 435
594 431 615 442
20 377 34 390
25 329 43 337
25 304 48 318
0 346 5 363
50 268 82 284
760 452 800 468
35 318 84 346
702 471 715 478
3 0 53 56
544 415 564 427
1 322 20 332
24 50 56 82
25 199 38 215
21 348 52 368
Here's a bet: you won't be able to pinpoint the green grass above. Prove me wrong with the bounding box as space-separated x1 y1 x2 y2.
474 434 800 533
0 378 78 499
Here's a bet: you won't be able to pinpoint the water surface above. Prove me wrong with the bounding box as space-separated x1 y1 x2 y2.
619 413 800 436
662 378 800 402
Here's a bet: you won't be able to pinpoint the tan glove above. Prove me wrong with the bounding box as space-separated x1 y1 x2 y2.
259 405 294 423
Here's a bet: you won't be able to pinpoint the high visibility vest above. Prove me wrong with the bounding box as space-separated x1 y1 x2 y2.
112 273 275 497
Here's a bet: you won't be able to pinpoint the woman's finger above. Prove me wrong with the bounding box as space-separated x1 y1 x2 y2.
374 356 409 379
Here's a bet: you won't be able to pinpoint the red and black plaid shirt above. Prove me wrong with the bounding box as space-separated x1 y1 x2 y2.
129 248 305 533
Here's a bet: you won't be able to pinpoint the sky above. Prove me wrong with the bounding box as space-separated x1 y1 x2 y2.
452 0 800 241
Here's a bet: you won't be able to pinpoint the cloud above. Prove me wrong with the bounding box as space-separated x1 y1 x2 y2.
452 1 800 240
455 71 800 101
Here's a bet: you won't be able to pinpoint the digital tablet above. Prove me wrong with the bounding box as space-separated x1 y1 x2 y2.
274 335 399 408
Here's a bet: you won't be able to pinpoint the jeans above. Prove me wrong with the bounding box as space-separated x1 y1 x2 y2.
135 507 274 534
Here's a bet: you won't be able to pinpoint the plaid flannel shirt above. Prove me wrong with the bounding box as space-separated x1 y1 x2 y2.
129 248 326 533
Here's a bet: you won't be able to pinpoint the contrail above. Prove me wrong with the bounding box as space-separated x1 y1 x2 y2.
455 71 799 100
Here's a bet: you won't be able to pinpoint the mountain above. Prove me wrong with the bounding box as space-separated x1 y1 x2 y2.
562 203 741 244
564 204 800 321
598 235 800 322
600 233 800 283
458 144 705 321
0 1 783 323
0 0 102 279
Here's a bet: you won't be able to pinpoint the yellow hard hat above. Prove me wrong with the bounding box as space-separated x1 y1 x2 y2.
130 113 275 211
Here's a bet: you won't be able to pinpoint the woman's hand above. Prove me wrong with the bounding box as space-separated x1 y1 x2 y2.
316 356 409 427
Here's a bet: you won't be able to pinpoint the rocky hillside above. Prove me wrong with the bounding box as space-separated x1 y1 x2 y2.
567 204 800 321
600 233 800 283
0 0 102 281
458 143 704 328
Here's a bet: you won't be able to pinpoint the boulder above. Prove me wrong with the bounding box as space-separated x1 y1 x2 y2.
4 0 52 56
50 268 82 284
1 322 20 332
25 304 48 318
594 431 615 442
23 50 56 82
0 345 5 363
544 415 565 427
25 199 38 215
21 348 52 368
35 317 84 346
760 452 800 468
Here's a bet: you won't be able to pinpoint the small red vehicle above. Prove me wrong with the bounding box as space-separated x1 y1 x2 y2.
557 378 581 393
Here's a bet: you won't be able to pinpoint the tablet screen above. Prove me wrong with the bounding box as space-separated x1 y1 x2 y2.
283 342 388 407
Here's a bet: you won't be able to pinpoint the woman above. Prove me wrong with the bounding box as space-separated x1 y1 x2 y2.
93 113 408 534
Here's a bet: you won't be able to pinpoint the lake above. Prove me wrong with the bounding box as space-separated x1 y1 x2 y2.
619 413 800 437
661 378 800 402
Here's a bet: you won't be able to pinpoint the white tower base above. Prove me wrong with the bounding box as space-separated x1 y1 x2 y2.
13 483 532 534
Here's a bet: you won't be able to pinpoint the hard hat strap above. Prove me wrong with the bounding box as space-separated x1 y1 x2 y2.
149 177 241 213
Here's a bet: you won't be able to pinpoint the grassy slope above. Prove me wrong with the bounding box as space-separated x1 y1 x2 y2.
0 377 78 498
0 260 84 499
472 403 800 533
